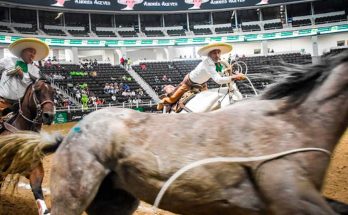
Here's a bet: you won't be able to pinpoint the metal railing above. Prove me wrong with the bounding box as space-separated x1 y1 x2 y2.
55 101 155 112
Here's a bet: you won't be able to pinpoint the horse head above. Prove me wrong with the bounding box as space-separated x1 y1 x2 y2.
23 79 55 126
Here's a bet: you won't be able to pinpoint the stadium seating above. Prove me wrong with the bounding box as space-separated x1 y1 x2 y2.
167 29 186 36
0 25 12 33
143 30 165 37
43 28 66 36
95 30 116 37
192 28 212 35
291 19 312 27
118 31 138 37
215 27 234 34
315 14 347 25
40 63 151 105
133 53 312 97
241 24 261 32
264 22 283 30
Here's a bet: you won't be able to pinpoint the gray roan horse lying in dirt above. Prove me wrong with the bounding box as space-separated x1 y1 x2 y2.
2 51 348 215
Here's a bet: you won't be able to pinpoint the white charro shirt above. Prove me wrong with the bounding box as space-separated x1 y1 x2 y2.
0 57 40 100
189 57 231 85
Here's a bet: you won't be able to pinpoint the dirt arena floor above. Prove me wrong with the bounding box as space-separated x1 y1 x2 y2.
1 122 347 215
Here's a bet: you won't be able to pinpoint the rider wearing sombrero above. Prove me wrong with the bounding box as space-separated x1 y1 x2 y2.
0 38 49 116
157 42 245 110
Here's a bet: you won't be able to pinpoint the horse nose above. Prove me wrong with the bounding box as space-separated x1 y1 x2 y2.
43 112 54 125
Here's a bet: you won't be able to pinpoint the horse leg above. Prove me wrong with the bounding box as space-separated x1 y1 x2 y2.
28 163 50 215
86 173 139 215
255 159 337 215
50 149 109 215
325 197 348 215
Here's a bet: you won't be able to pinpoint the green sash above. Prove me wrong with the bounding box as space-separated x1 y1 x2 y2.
215 63 223 73
15 60 28 73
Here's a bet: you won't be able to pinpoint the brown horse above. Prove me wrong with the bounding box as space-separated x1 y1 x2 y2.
2 52 348 215
0 79 55 215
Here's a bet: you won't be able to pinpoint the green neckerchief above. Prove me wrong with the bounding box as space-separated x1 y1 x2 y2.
215 62 223 73
15 60 28 73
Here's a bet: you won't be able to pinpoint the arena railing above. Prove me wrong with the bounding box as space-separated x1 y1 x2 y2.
54 101 156 112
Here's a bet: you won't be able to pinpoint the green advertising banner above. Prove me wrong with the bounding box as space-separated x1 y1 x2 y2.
133 107 145 112
0 24 347 48
54 112 68 124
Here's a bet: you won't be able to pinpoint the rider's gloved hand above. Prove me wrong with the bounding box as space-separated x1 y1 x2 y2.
231 73 246 81
7 66 24 78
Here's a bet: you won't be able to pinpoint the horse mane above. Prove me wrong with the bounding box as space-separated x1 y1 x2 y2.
261 50 348 112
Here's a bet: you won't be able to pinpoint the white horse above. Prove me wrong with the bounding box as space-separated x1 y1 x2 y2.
166 84 244 113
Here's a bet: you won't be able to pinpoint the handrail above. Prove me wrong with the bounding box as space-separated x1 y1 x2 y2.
55 101 155 112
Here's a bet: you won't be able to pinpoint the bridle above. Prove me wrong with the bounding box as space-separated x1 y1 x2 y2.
18 80 55 125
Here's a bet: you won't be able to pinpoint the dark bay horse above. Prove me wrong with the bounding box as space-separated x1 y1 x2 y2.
2 52 348 215
0 79 55 215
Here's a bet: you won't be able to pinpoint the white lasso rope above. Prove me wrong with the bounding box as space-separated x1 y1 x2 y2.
152 147 331 214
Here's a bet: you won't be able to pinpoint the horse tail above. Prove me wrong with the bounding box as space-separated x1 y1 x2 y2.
0 131 64 190
40 132 64 154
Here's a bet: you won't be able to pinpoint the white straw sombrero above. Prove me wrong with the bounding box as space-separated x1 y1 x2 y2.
9 38 49 61
197 42 233 56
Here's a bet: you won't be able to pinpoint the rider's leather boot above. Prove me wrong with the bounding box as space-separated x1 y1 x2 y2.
156 85 189 110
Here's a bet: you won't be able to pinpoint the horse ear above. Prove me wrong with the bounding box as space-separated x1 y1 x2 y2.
37 77 51 84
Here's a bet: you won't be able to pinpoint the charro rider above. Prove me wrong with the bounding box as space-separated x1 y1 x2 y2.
157 42 245 110
0 38 49 116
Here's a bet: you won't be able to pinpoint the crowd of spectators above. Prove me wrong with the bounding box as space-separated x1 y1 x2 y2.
103 81 144 104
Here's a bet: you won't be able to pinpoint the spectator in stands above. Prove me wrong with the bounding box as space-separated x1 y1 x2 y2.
111 94 117 103
162 74 168 82
0 38 49 116
76 91 81 101
122 75 127 81
90 71 97 77
123 84 130 91
81 94 89 109
228 53 232 64
157 42 245 110
154 75 160 83
120 56 125 67
127 58 132 70
104 83 110 94
140 63 147 71
124 58 128 68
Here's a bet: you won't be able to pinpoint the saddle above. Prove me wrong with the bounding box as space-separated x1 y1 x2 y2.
160 84 204 113
172 90 196 113
0 112 17 133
